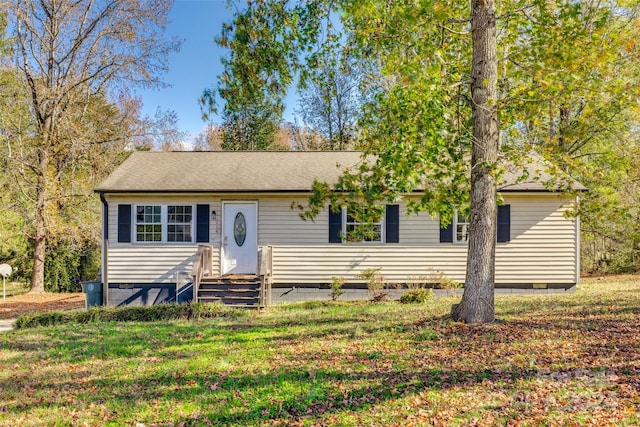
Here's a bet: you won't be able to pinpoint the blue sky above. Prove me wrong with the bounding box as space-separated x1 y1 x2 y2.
137 0 230 139
137 0 297 141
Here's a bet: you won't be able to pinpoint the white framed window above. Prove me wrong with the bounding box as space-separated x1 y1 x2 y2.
343 207 384 244
454 210 470 244
167 205 193 242
136 205 162 242
134 205 194 243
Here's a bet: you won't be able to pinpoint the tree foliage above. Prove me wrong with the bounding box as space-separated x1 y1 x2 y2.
202 0 335 150
193 123 224 151
0 11 9 55
496 1 640 273
297 50 362 150
0 65 139 285
285 121 328 150
0 15 32 282
219 104 281 150
44 242 100 293
2 0 180 292
215 0 640 322
140 108 189 151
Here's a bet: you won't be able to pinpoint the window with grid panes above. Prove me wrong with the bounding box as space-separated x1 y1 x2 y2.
454 210 470 244
167 205 193 242
136 205 162 242
344 207 383 243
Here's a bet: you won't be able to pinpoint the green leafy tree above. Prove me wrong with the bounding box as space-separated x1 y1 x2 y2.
0 68 143 287
202 0 333 150
297 52 362 150
3 0 180 292
497 2 640 273
214 0 640 323
0 16 32 282
219 103 280 150
342 0 498 323
500 2 639 157
213 0 497 322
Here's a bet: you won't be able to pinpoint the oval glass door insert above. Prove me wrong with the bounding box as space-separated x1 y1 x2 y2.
234 212 247 246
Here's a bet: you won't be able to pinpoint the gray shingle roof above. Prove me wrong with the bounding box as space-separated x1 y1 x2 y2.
95 151 365 193
498 155 587 192
95 151 585 193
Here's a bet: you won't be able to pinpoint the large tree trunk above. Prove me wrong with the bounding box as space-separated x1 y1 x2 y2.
31 217 46 293
452 0 499 324
30 150 49 294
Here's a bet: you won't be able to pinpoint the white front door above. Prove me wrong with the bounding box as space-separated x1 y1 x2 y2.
222 202 258 275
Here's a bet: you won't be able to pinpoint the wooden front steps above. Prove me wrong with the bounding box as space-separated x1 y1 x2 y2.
197 275 262 308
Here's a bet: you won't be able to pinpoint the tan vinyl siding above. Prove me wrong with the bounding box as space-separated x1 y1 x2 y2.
272 246 469 283
258 196 327 244
400 209 439 245
269 194 578 284
103 193 577 286
258 197 436 245
106 244 222 284
108 245 198 283
106 244 221 284
494 195 577 283
105 195 221 283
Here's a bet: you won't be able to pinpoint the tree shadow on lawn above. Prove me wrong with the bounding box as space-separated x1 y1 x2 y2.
11 288 635 361
3 294 639 422
7 356 625 425
1 310 435 363
2 319 639 423
496 302 640 319
4 307 637 367
5 355 638 425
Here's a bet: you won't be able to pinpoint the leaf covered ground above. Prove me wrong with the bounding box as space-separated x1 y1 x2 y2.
0 277 638 426
0 292 84 320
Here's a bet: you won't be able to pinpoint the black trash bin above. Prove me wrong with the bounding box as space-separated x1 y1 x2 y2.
81 281 103 308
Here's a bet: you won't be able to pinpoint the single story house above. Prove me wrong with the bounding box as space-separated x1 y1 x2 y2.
94 151 585 307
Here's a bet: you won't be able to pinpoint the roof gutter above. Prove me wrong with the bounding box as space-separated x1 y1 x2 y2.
99 193 109 306
94 187 582 195
94 189 319 194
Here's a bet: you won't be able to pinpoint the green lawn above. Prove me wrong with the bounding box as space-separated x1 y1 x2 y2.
1 277 639 426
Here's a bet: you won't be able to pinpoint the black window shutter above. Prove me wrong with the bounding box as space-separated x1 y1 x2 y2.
117 204 132 243
196 204 210 243
497 204 511 243
385 204 400 243
328 207 342 243
440 217 453 243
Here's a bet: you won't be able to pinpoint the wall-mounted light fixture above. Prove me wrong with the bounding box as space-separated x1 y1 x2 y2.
211 210 217 220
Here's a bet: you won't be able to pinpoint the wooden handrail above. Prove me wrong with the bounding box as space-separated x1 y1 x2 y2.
191 245 212 302
258 245 273 307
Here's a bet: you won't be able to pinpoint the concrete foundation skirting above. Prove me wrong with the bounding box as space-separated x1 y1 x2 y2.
270 284 577 305
106 282 577 307
108 284 176 307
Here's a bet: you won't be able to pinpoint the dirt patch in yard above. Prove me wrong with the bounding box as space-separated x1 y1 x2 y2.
0 292 85 320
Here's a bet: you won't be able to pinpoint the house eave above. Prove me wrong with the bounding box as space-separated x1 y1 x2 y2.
95 188 580 196
499 187 588 193
94 188 318 195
